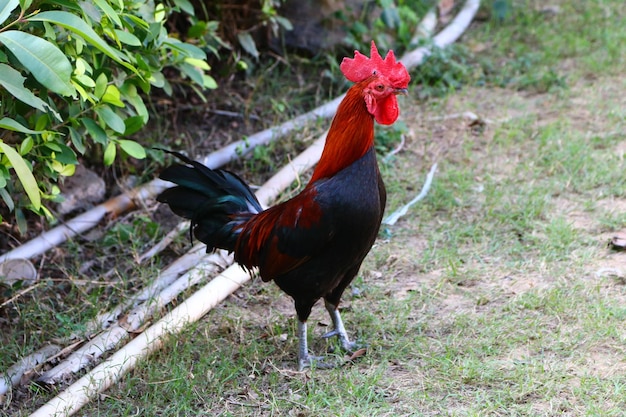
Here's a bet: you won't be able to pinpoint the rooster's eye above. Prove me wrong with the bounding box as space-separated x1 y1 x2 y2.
376 84 384 91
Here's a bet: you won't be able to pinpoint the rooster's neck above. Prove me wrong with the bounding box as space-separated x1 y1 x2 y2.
310 83 375 183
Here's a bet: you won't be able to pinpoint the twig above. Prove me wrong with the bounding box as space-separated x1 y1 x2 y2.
383 163 438 225
428 111 481 121
383 134 406 162
0 281 43 308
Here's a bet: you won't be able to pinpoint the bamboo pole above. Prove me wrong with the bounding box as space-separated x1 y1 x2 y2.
29 264 251 417
0 345 60 397
37 251 232 384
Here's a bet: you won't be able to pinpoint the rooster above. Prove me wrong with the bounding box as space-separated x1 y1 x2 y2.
157 41 410 369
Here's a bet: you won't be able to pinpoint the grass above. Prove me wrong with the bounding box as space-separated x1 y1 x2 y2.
3 0 626 415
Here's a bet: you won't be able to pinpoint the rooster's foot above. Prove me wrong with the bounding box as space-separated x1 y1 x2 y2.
321 328 359 352
297 320 337 370
323 300 360 352
298 353 335 371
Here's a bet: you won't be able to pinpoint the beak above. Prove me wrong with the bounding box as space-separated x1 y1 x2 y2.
394 88 409 95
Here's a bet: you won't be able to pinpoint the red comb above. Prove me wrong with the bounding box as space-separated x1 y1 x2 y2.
340 41 410 88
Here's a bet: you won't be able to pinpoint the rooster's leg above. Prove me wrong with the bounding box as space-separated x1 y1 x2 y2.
297 320 333 370
322 300 358 352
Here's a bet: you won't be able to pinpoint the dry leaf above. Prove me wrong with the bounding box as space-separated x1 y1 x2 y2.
345 347 367 363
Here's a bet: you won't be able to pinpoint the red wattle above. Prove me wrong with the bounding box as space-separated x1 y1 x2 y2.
373 95 399 125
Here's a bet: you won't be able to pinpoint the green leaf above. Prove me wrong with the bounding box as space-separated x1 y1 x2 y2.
123 115 145 135
164 38 206 59
0 141 40 210
0 31 75 96
28 11 138 75
0 64 61 121
52 160 75 176
103 141 116 166
154 3 165 22
51 143 78 164
121 13 149 30
74 73 96 88
118 139 146 159
96 106 125 134
94 72 107 99
184 57 210 71
114 29 142 46
0 0 19 26
20 136 34 155
0 188 13 212
0 117 49 134
120 83 148 122
101 84 124 107
44 142 62 152
188 21 207 39
179 62 203 86
203 74 218 89
68 126 86 154
71 79 96 104
173 0 194 15
18 0 32 12
81 118 108 144
92 0 122 27
149 71 165 88
274 16 293 31
237 32 259 59
15 207 27 234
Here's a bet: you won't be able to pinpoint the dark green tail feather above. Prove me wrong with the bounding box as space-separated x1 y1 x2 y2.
156 150 262 252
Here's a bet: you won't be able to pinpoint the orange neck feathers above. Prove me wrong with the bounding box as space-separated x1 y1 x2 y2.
309 81 374 183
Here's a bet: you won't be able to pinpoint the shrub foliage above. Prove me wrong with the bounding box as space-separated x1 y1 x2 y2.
0 0 219 230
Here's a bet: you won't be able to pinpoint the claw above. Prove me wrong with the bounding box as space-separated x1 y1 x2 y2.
323 300 359 352
321 329 340 339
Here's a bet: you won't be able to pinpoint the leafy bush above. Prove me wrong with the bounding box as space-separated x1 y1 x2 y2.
0 0 220 231
342 0 434 54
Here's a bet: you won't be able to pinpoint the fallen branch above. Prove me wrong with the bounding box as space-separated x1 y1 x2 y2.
76 243 216 338
383 163 438 225
401 0 479 68
0 243 208 397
